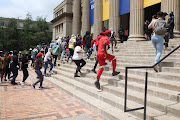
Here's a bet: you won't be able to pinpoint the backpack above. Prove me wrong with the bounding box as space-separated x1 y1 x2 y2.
52 45 61 55
154 19 166 35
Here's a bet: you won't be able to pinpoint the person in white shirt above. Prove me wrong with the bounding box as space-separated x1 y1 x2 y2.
72 41 86 77
44 48 54 76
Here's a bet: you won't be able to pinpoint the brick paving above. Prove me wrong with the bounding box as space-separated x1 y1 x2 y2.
0 68 104 120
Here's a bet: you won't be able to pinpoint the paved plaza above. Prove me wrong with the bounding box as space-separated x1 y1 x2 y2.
0 69 104 120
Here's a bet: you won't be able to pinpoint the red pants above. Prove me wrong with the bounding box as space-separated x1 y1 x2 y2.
97 54 116 79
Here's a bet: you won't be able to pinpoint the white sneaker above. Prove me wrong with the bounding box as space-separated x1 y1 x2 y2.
87 59 91 62
20 81 25 85
49 71 54 75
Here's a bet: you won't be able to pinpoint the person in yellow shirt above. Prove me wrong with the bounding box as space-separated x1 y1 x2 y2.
67 34 76 62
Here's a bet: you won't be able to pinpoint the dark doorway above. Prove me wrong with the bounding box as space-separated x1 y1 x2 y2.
120 13 130 30
144 3 161 22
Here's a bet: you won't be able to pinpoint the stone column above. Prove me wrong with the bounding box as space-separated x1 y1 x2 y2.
109 0 120 37
161 0 180 37
72 0 81 35
128 0 145 41
82 0 90 36
94 0 103 38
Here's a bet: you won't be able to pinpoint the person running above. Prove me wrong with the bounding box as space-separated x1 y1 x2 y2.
94 30 120 90
44 48 54 76
67 34 76 62
3 52 9 81
32 53 44 89
72 41 86 77
10 51 19 85
61 39 68 62
84 31 93 61
148 12 166 72
91 32 105 73
20 53 29 85
109 28 117 52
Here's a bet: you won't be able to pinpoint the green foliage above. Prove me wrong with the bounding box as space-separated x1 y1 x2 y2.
0 13 52 52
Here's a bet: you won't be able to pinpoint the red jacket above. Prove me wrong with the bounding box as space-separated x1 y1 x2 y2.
91 35 103 48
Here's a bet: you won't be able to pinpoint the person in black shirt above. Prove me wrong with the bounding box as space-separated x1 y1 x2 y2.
83 31 92 61
31 53 44 89
10 51 19 85
20 53 29 85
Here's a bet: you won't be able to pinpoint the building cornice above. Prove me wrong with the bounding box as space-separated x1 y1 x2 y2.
51 12 73 23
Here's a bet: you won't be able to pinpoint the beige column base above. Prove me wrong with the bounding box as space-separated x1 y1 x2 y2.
128 35 146 41
174 30 180 38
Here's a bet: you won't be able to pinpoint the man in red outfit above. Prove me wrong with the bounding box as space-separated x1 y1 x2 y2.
91 32 105 73
94 30 120 90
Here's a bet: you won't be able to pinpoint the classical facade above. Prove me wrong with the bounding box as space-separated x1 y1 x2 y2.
51 0 180 41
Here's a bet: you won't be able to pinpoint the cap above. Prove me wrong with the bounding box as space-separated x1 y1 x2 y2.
105 30 111 35
29 48 32 50
37 53 43 57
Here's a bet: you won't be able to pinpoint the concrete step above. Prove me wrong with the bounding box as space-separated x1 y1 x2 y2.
59 62 180 92
167 103 180 118
162 67 180 74
154 114 180 120
45 74 165 120
44 76 140 120
53 67 180 102
51 69 176 113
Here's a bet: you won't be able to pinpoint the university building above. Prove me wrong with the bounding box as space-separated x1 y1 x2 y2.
51 0 180 40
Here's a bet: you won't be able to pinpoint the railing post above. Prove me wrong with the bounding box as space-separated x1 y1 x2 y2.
144 72 148 120
124 67 128 112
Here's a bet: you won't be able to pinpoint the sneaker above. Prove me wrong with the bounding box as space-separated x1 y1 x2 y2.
74 73 80 77
87 59 91 62
49 71 55 75
31 84 35 89
153 66 158 72
92 69 97 74
112 71 120 76
20 81 25 85
39 86 44 90
94 81 100 90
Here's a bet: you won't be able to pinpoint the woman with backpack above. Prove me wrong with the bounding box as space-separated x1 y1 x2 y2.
148 12 166 72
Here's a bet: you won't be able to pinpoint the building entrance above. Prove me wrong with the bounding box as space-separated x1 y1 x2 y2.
144 3 161 22
120 13 130 30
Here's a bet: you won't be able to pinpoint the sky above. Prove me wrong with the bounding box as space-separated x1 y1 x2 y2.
0 0 64 22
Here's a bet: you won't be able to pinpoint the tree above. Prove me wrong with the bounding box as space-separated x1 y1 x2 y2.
4 18 20 51
33 16 52 45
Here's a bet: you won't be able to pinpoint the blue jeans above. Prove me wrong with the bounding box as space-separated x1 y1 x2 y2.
44 61 53 75
61 50 67 61
151 36 164 63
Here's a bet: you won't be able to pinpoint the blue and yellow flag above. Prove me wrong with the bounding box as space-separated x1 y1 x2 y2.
102 0 109 21
144 0 161 8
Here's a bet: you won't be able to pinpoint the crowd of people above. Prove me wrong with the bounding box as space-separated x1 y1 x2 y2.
0 11 175 90
0 28 120 90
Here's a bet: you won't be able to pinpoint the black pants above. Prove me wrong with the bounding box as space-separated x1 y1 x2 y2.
68 48 74 60
11 66 18 83
93 58 98 70
170 28 174 39
4 67 11 79
53 55 58 65
22 67 29 82
34 69 43 87
73 59 86 74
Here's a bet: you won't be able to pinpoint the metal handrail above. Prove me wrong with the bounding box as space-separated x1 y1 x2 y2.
124 45 180 120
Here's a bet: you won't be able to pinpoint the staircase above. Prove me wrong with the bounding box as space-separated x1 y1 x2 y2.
45 38 180 120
